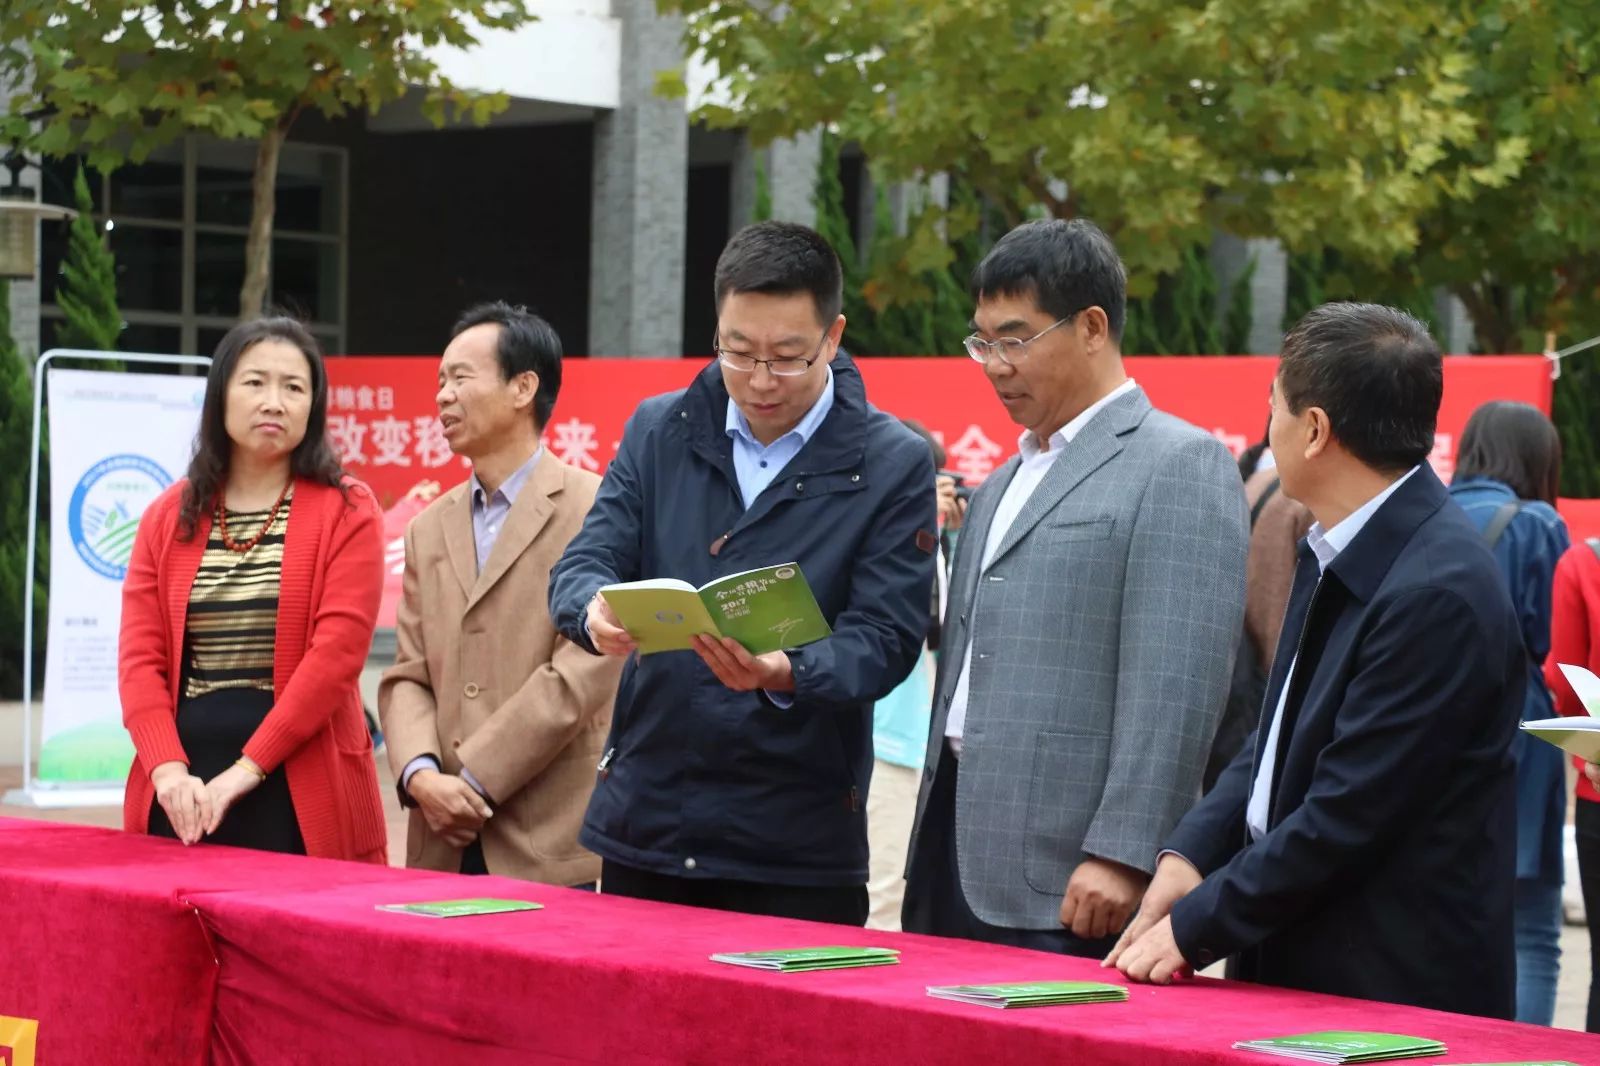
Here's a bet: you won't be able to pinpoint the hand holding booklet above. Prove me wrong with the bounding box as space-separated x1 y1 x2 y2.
1520 663 1600 761
600 562 831 656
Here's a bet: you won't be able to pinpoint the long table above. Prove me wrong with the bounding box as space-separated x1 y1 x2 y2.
3 817 1597 1064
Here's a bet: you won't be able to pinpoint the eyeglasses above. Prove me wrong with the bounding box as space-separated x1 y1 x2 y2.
715 332 828 378
963 314 1076 366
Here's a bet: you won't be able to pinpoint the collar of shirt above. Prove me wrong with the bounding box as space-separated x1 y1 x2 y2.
469 447 542 514
1305 465 1421 571
1016 378 1138 460
724 365 836 450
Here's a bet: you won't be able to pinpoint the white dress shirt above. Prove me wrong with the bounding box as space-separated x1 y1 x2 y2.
945 379 1138 742
1244 465 1421 839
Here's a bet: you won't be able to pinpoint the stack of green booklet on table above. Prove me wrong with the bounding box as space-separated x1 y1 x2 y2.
1233 1032 1446 1063
925 980 1129 1008
599 562 831 655
374 898 542 918
708 947 899 972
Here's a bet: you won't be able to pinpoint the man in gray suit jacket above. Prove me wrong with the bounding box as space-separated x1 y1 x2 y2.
902 219 1249 957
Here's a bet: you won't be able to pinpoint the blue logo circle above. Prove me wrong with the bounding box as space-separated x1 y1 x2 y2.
68 454 173 580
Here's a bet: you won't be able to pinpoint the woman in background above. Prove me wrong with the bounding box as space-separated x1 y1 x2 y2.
1450 400 1570 1025
1551 545 1600 1033
119 317 386 861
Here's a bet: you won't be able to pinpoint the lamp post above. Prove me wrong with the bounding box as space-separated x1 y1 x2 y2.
0 149 76 280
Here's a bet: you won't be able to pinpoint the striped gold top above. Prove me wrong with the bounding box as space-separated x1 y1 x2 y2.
183 492 291 699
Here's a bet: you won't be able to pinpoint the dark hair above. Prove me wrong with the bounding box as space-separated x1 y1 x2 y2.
899 417 947 469
1277 302 1442 473
713 221 843 326
450 301 563 428
1454 401 1562 504
1238 416 1272 479
178 317 345 540
971 218 1128 343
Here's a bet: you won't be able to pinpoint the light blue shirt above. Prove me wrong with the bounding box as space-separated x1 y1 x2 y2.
469 449 541 571
722 369 835 710
725 368 835 509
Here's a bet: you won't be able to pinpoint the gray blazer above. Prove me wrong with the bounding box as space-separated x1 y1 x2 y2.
908 386 1248 930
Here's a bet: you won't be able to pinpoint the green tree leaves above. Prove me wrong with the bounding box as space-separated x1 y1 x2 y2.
0 0 537 316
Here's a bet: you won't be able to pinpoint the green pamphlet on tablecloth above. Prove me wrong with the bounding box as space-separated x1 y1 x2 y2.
1522 663 1600 760
709 946 899 972
375 898 543 918
600 562 831 655
926 980 1129 1008
1233 1032 1446 1063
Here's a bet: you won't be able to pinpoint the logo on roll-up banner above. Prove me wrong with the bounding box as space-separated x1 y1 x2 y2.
66 453 172 580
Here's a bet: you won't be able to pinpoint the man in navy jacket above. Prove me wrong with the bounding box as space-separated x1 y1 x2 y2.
549 222 936 924
1108 303 1524 1020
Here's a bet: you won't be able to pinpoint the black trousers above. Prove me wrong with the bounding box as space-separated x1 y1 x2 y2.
902 742 1119 958
148 689 304 855
600 859 867 926
1576 798 1600 1032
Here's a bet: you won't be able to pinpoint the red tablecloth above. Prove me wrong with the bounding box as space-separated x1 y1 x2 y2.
0 817 454 1063
191 877 1600 1065
4 816 1599 1065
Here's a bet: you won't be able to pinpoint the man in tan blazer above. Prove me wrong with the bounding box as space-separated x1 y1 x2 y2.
380 302 621 885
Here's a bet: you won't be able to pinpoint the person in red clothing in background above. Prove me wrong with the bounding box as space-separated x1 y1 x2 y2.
118 317 387 862
1548 536 1600 1032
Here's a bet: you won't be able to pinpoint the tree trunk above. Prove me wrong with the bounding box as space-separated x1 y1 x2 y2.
238 124 285 320
1454 282 1511 356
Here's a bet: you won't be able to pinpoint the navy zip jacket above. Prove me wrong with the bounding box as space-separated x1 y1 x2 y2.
549 354 936 886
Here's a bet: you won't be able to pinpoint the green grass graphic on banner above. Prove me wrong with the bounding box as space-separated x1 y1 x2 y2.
37 722 136 782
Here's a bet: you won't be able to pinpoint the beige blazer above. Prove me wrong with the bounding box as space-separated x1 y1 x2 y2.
379 452 621 885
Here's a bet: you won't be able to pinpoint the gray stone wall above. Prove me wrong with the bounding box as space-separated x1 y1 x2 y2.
729 129 822 231
588 0 689 356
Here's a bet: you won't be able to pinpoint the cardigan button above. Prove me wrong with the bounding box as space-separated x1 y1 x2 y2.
463 683 480 698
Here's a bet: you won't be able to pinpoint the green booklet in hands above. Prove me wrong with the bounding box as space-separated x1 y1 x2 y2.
1522 663 1600 761
709 947 899 972
600 562 831 656
1233 1032 1446 1063
375 898 543 918
926 980 1129 1008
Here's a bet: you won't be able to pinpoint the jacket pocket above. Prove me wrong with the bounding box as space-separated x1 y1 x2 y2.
1022 729 1111 894
1040 517 1114 541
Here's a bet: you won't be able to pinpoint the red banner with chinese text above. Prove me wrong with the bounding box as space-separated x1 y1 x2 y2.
324 355 1560 626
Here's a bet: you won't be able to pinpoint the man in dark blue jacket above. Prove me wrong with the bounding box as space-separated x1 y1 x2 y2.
1107 302 1525 1020
548 222 937 924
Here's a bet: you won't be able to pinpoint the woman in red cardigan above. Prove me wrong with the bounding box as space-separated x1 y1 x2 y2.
1548 537 1600 1032
119 316 387 862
